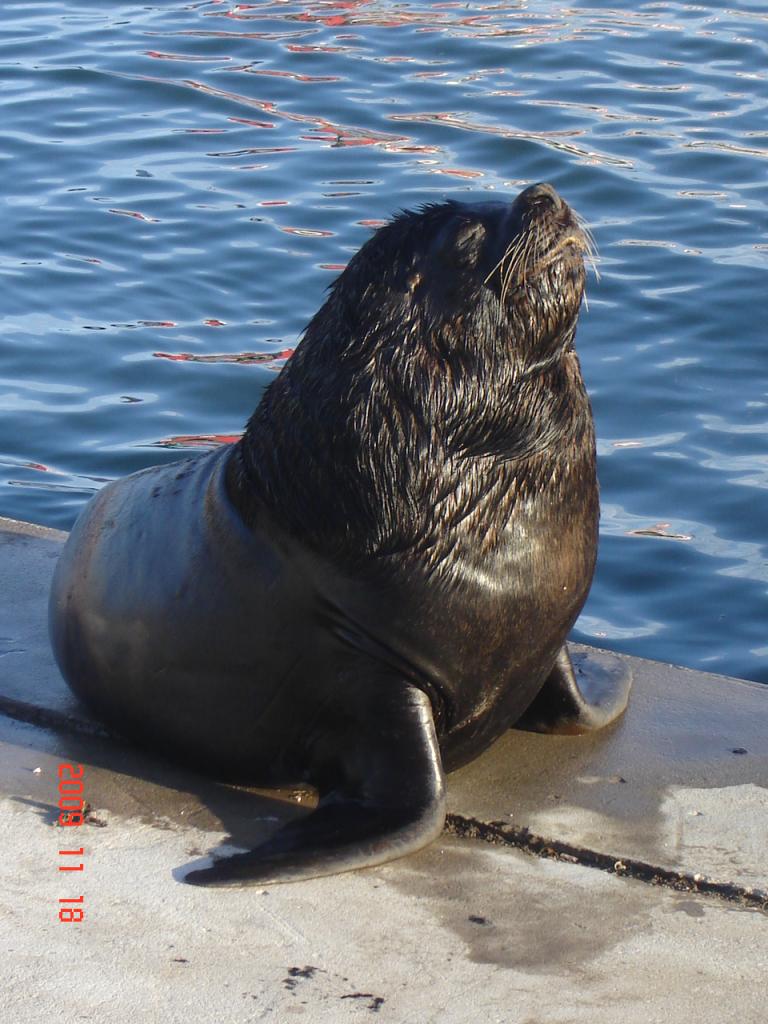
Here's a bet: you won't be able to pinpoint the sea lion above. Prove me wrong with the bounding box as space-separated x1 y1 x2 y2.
49 182 631 886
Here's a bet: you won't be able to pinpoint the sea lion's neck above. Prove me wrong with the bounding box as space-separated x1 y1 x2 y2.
228 316 590 573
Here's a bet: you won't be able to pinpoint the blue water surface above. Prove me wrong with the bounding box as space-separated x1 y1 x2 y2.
1 0 766 682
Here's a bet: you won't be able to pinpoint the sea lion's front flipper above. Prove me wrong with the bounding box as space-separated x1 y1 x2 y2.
184 682 445 887
516 646 632 735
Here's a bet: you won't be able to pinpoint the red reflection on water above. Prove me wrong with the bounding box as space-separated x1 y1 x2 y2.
182 0 571 41
302 130 384 148
436 168 484 178
183 81 409 152
228 117 276 129
145 50 229 62
153 434 241 449
241 68 341 84
285 44 348 53
225 3 266 16
153 349 294 365
293 2 423 29
385 110 604 164
203 319 227 326
26 462 49 472
211 146 296 155
141 321 177 328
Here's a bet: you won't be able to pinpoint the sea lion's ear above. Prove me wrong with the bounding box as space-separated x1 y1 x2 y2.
434 220 487 271
181 672 446 887
454 221 486 262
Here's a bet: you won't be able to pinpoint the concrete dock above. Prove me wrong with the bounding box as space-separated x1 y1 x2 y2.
1 516 766 1023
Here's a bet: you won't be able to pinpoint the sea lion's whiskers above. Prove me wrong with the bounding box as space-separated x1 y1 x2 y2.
501 234 528 305
576 217 600 282
532 224 552 273
500 263 512 307
582 228 599 261
503 236 526 276
485 233 525 291
585 251 600 283
502 233 526 273
483 246 512 287
497 234 527 305
501 227 538 304
519 225 538 281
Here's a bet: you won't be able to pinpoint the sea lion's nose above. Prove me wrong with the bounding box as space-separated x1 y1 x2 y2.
519 182 563 212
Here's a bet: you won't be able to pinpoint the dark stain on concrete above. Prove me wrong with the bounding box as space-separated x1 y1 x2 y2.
386 842 654 974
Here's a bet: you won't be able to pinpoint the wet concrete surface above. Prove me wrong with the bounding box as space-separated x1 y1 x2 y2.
449 647 768 891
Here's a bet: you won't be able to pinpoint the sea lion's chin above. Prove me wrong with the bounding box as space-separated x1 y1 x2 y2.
495 259 585 366
478 195 589 338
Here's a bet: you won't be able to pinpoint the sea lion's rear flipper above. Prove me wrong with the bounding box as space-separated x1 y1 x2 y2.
183 682 446 887
516 646 632 735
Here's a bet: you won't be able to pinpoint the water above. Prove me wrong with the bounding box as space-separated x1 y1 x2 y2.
1 1 766 682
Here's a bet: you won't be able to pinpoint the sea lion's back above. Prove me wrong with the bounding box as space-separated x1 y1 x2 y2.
48 445 313 771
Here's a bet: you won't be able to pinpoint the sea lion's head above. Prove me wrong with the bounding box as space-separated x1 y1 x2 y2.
236 184 596 566
319 182 593 377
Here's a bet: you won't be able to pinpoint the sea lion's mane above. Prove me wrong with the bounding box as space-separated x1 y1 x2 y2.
230 196 591 575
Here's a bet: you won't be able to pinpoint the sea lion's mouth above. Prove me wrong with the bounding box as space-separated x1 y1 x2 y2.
528 230 590 275
483 183 595 304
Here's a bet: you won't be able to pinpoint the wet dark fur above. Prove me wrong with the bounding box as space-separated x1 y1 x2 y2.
227 189 594 582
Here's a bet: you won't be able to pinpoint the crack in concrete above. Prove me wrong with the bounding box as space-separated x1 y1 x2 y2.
444 812 768 913
3 699 766 912
0 695 111 739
